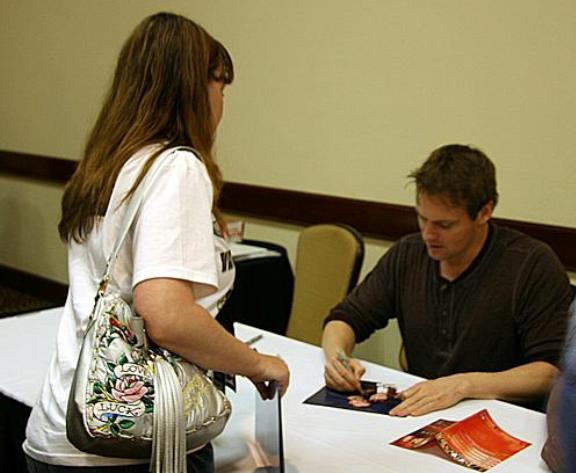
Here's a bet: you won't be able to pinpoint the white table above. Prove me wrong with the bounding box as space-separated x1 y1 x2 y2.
0 307 551 472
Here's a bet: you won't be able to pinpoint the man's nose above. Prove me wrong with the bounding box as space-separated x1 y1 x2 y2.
421 222 436 241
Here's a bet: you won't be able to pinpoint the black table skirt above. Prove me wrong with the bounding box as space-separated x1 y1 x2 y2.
217 239 294 336
0 393 32 472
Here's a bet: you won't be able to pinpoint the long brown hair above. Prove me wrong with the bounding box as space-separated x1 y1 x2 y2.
59 12 234 242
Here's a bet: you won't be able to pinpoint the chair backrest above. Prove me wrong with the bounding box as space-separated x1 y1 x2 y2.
286 224 364 346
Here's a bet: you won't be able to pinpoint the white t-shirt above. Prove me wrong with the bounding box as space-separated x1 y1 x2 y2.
23 146 235 466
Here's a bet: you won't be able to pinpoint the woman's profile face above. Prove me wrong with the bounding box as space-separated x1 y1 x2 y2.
208 70 225 131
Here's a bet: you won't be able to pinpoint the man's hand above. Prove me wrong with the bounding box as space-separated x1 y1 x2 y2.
389 361 557 416
389 374 471 416
324 355 365 392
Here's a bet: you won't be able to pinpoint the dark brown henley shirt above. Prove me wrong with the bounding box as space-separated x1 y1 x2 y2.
326 224 571 380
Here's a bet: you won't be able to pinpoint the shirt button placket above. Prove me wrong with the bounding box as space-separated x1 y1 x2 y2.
439 284 449 339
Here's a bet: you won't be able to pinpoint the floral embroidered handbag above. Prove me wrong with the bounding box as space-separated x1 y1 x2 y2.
66 147 231 473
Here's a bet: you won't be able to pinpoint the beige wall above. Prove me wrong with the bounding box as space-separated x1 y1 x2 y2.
0 175 67 282
1 1 575 366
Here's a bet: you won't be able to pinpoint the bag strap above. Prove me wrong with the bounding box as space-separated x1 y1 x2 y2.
96 146 196 295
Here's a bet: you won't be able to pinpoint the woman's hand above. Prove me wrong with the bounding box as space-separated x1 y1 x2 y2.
249 354 290 398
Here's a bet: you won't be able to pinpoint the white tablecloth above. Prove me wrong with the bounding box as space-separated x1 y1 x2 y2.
0 307 551 472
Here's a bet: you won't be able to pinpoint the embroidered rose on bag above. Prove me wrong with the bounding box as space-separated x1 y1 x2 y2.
111 376 149 403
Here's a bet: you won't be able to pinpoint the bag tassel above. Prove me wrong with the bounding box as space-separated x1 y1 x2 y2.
151 358 186 473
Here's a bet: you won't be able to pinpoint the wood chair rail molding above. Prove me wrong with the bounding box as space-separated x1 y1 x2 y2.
1 149 575 270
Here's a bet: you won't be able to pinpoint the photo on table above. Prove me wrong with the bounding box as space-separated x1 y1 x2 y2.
391 409 531 471
304 380 401 415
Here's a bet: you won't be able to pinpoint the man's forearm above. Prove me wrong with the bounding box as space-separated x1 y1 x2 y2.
322 320 365 392
390 360 558 417
321 320 357 360
460 361 558 402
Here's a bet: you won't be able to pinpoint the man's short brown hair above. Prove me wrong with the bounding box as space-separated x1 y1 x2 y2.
408 144 499 219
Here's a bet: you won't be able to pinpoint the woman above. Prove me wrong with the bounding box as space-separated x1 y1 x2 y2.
24 12 289 472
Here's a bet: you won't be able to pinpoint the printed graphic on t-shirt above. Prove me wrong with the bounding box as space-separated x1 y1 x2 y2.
211 221 235 318
220 250 234 272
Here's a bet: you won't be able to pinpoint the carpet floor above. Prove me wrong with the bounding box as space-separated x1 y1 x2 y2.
0 285 59 318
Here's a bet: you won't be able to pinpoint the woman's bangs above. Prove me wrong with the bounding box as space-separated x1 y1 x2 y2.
209 41 234 84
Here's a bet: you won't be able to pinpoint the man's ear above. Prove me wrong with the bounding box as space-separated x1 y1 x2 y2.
476 201 494 224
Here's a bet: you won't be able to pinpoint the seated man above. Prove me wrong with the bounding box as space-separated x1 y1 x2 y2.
322 144 571 416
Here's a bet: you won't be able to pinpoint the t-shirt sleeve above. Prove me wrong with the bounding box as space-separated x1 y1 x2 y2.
131 150 218 294
514 243 571 367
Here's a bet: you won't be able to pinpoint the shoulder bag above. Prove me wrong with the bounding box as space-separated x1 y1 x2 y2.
66 147 231 473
